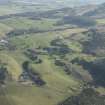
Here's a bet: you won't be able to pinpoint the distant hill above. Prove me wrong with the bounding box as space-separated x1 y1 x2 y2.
83 3 105 19
0 0 9 4
13 0 105 7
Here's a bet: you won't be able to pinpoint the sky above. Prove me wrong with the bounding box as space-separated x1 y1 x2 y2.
0 0 105 6
12 0 105 3
80 0 105 4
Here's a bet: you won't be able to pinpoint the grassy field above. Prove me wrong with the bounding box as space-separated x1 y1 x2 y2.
5 83 76 105
0 27 85 105
1 18 58 30
7 59 79 105
0 3 92 105
1 25 89 105
96 19 105 25
0 62 80 105
0 53 22 80
0 52 80 105
0 3 48 16
0 23 12 38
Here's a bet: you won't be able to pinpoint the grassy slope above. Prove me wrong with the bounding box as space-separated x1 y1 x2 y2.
0 53 22 80
4 56 79 105
0 4 88 105
0 27 86 105
0 23 12 38
0 52 80 105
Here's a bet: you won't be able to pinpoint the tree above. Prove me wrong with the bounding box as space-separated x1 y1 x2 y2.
59 88 105 105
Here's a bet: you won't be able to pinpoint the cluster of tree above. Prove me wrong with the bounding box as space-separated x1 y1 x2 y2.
24 49 42 64
72 57 105 87
55 60 71 75
82 29 105 55
45 39 70 56
43 46 70 56
50 39 65 47
0 65 8 84
21 61 45 86
55 59 92 82
56 16 96 27
88 58 105 87
58 88 105 105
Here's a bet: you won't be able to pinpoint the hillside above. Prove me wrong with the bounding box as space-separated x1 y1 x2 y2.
84 3 105 19
0 1 105 105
